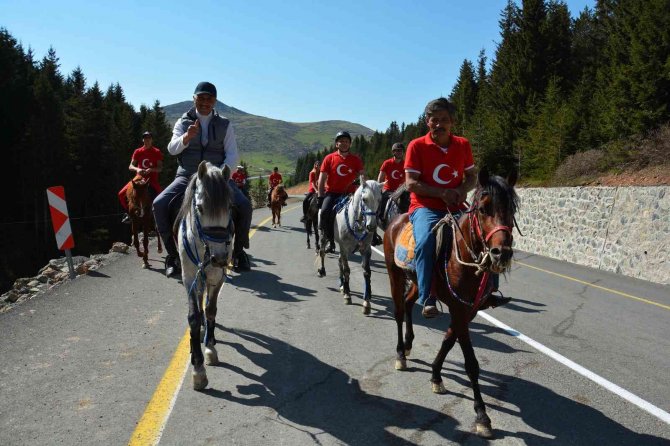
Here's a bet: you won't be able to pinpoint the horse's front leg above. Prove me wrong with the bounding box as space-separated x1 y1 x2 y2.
305 220 311 249
187 284 207 390
131 221 142 258
154 219 163 254
203 279 222 366
142 221 149 268
317 228 326 277
361 249 372 315
430 326 458 395
313 220 320 252
339 252 351 304
404 283 418 356
459 331 493 438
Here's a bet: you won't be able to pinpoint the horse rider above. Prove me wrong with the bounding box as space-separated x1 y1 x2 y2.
317 131 365 253
232 165 250 196
153 81 253 277
119 131 163 223
377 142 406 227
300 160 320 223
267 167 284 207
405 98 510 318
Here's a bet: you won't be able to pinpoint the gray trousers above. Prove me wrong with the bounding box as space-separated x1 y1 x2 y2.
153 175 252 253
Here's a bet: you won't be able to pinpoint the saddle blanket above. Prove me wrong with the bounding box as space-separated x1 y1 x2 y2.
394 222 416 270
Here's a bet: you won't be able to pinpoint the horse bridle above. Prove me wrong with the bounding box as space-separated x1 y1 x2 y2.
181 197 233 268
344 194 378 242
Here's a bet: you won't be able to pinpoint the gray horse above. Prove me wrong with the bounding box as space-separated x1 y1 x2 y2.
176 161 234 390
317 180 382 315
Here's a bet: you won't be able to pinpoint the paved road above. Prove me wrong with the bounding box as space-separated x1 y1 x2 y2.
0 199 668 445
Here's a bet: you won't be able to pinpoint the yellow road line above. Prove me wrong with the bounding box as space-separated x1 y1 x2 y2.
515 261 670 310
128 207 298 445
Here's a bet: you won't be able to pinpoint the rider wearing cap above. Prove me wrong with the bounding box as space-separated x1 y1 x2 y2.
406 98 510 318
153 81 253 277
119 131 163 223
317 131 364 253
377 142 406 227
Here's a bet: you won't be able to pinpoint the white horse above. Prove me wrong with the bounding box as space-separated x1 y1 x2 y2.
317 180 382 315
176 161 234 390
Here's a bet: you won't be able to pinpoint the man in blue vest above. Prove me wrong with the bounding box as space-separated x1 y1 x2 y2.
153 81 253 277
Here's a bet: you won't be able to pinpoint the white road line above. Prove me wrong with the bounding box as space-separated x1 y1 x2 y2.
370 245 670 425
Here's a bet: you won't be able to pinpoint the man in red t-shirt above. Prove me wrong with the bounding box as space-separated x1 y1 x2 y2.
377 142 406 226
118 131 163 223
317 131 364 253
405 98 509 317
300 160 320 223
267 167 284 207
232 165 247 188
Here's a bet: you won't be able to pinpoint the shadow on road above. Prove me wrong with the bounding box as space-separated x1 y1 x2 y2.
208 328 465 444
231 269 317 302
207 328 666 445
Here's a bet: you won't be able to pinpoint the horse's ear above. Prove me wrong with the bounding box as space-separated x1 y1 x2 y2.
197 161 208 179
222 164 231 182
507 169 518 187
478 168 490 186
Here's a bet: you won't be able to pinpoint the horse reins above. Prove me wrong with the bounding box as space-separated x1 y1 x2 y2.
344 190 378 242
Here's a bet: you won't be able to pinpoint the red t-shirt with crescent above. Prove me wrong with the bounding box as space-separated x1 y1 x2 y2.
269 173 282 188
132 146 163 192
320 151 364 194
405 133 474 214
379 158 405 191
308 170 317 193
232 171 246 187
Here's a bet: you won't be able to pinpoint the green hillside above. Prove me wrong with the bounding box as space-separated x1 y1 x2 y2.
163 101 373 174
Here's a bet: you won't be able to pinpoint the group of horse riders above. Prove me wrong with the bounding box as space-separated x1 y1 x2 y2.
119 82 510 317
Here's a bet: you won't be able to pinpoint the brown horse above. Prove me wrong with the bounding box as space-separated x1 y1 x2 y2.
270 185 288 228
383 169 518 438
126 174 162 268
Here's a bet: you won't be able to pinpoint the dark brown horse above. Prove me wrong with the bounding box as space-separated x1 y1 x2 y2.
270 185 288 228
126 174 162 268
383 169 518 438
304 194 320 251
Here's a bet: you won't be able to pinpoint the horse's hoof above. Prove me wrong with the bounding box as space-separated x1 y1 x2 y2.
395 358 407 371
476 422 494 438
344 295 351 305
339 286 344 294
142 263 149 269
205 347 218 366
362 301 371 315
192 366 208 391
432 382 447 394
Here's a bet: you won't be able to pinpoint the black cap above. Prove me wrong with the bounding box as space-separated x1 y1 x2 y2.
142 131 152 138
273 166 279 171
335 131 352 142
391 142 404 151
194 81 217 97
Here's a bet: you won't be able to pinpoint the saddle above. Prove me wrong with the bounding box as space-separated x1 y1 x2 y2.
393 218 453 272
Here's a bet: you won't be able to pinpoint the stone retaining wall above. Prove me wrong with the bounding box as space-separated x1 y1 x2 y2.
512 186 669 285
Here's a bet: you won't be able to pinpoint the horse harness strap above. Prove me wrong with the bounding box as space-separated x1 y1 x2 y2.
344 198 377 242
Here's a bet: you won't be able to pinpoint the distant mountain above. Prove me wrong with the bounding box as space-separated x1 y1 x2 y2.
162 101 374 172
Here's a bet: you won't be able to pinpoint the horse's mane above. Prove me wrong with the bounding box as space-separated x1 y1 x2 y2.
390 182 408 201
480 175 518 217
175 164 232 230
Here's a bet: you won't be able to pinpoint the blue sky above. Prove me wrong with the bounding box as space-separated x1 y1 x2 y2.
2 0 594 131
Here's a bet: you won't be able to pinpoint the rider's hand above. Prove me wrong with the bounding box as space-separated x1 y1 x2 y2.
183 119 200 145
440 189 461 206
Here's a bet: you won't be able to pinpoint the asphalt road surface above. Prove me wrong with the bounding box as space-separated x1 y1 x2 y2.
1 198 668 445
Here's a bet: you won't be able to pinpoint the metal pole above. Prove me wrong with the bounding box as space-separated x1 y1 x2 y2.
65 249 76 279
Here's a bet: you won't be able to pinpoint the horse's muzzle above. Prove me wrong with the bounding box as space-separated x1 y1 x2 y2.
489 246 513 272
209 254 228 268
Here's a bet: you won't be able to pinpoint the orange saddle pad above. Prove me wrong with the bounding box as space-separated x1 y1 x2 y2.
394 222 416 270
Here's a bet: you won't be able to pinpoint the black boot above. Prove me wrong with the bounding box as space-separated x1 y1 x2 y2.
372 232 383 246
161 232 180 278
481 290 511 310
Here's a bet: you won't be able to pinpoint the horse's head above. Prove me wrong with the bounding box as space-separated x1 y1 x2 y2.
358 180 383 231
131 174 149 189
468 168 518 274
180 161 234 268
